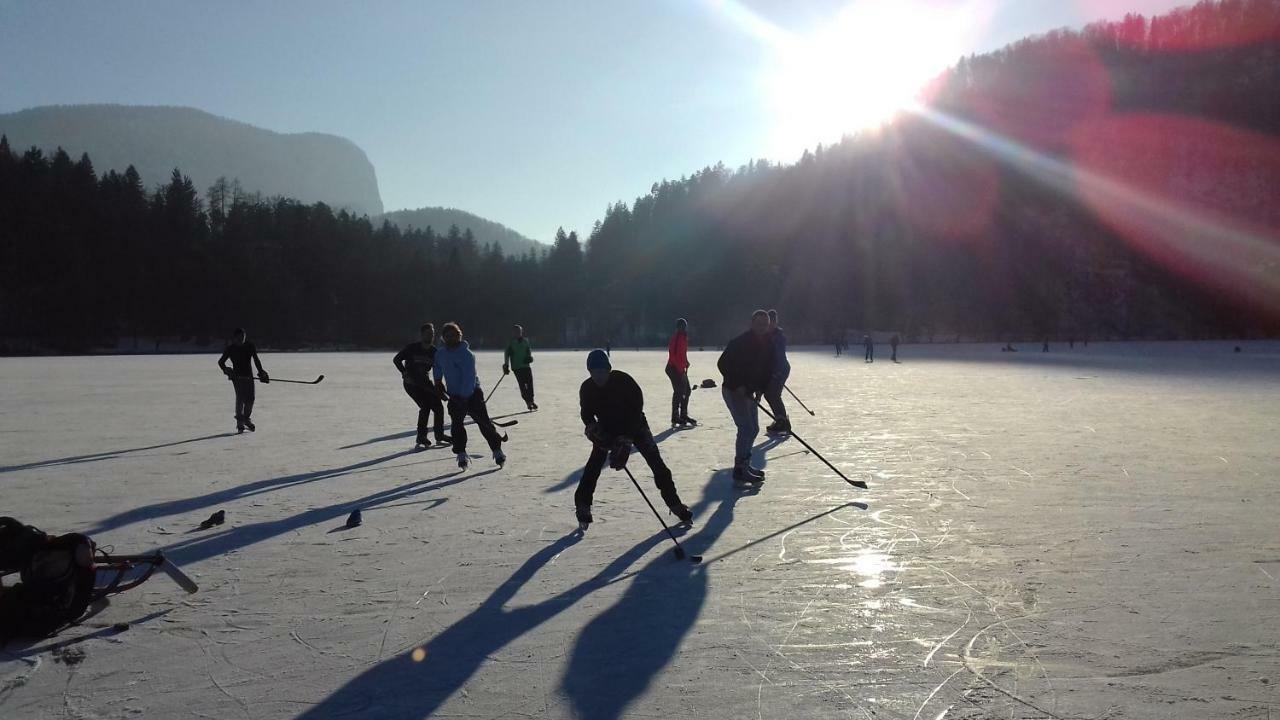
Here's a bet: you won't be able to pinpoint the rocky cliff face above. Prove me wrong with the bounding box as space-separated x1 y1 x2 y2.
0 104 383 215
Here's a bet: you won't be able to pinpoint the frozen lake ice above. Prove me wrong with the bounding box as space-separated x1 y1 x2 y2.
2 342 1278 718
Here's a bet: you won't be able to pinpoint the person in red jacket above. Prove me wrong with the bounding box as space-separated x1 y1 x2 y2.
665 317 696 428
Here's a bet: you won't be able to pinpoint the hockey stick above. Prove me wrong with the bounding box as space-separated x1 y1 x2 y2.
97 552 199 594
783 385 816 416
228 375 324 385
756 402 868 489
485 374 506 403
621 466 701 564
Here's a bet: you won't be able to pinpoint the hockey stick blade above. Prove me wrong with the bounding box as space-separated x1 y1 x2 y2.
492 419 518 428
159 556 200 593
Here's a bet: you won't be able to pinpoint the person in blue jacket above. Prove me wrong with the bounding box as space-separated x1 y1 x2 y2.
433 322 506 469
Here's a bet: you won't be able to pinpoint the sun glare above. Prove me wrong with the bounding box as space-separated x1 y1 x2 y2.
762 1 969 159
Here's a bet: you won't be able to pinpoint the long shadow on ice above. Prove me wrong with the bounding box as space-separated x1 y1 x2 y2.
86 448 447 536
161 467 495 568
292 530 665 719
0 433 238 474
560 467 749 719
294 441 769 720
338 411 535 450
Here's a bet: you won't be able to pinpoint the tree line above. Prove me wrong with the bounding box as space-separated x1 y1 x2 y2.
1 0 1277 354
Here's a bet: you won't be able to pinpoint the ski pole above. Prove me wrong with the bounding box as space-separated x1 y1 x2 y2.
756 402 868 489
783 385 816 416
485 373 506 403
621 466 702 564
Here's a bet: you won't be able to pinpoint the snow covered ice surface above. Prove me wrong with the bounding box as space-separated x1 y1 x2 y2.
2 342 1278 719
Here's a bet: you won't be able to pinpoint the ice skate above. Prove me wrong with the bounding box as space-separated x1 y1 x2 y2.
669 502 693 525
456 452 469 469
575 505 593 532
493 449 506 467
733 463 764 485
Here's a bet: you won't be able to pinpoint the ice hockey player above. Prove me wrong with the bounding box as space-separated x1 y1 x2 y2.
502 324 537 411
217 328 268 433
665 318 696 428
763 309 791 435
433 322 506 469
717 310 773 483
393 322 450 449
575 349 691 531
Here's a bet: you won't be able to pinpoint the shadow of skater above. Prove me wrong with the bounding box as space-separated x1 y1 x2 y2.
0 433 238 474
161 468 494 567
561 465 753 719
86 448 434 535
338 411 535 450
294 529 669 719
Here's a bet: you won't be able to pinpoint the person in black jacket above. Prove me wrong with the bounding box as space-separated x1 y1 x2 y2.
217 328 268 433
717 310 773 482
574 349 691 530
393 323 449 449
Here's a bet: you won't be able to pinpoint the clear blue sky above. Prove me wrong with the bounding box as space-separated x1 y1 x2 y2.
0 0 1187 242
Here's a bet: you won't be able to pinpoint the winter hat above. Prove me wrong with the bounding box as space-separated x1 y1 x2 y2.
586 349 611 370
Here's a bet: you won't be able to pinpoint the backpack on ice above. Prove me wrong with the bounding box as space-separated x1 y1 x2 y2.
1 516 199 640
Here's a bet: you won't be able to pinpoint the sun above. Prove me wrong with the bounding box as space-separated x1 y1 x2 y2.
762 1 968 159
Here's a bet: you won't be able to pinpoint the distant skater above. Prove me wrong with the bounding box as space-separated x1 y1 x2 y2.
434 322 506 469
864 334 874 363
835 337 842 357
665 318 696 428
218 328 268 433
503 324 537 411
718 310 773 483
575 349 691 531
393 322 449 449
890 334 900 363
764 309 791 435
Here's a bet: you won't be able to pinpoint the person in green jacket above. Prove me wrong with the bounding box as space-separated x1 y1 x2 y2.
503 324 537 411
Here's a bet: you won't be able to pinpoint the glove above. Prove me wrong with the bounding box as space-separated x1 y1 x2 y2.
221 366 234 378
258 370 270 383
502 364 510 375
584 423 610 447
608 438 633 470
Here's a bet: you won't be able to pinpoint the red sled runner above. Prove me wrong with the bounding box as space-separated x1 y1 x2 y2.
1 517 198 641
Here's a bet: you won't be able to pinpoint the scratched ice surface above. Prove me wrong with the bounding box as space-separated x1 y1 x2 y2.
2 343 1278 719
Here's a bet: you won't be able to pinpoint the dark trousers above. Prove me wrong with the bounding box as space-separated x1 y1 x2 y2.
232 378 255 422
403 383 445 441
865 345 874 362
764 376 788 420
513 367 535 404
447 389 504 455
575 426 680 509
665 364 690 421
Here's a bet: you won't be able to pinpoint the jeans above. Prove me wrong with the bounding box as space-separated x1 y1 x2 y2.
722 386 759 464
